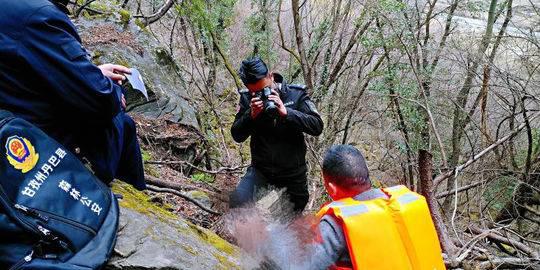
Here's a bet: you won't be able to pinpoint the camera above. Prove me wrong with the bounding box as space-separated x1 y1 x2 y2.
255 87 278 117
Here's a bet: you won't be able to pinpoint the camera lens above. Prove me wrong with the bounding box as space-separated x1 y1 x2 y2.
263 87 272 97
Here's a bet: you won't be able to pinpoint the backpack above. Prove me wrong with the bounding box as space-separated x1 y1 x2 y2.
0 110 119 270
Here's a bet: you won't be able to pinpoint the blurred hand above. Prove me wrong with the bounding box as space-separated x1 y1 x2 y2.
233 215 268 253
268 89 287 117
98 64 131 84
250 94 264 119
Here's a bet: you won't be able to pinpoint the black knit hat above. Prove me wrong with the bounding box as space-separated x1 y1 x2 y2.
238 57 269 85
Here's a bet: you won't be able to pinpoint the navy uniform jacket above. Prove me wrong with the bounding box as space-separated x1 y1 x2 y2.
0 0 145 189
231 73 324 179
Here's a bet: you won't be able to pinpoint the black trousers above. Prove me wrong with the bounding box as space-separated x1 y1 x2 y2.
229 166 309 212
79 112 146 190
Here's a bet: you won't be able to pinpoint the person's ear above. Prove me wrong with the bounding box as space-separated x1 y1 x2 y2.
327 181 338 197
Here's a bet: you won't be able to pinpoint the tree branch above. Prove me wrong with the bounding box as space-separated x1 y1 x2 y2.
291 0 313 90
468 226 539 259
436 178 494 199
134 0 176 26
145 175 220 194
209 30 243 90
147 185 221 215
277 0 301 63
146 160 247 175
433 112 540 189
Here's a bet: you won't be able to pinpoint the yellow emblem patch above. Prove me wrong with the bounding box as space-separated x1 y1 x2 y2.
5 136 39 173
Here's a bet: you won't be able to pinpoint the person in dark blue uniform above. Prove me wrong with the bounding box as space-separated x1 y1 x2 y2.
0 0 145 189
230 57 324 212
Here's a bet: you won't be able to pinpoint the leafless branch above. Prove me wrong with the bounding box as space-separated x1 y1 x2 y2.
146 160 247 175
468 226 539 259
147 185 221 215
433 112 540 189
134 0 176 26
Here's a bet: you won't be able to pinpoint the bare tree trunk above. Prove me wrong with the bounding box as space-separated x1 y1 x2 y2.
209 31 242 90
444 0 499 211
496 97 536 223
418 150 458 258
291 0 313 90
481 0 513 147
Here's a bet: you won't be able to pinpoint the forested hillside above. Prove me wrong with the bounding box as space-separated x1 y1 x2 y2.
70 0 539 268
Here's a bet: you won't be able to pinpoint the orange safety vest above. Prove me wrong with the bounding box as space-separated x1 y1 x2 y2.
316 185 446 270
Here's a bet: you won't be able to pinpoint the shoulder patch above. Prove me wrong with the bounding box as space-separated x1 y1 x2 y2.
288 84 307 91
306 100 320 115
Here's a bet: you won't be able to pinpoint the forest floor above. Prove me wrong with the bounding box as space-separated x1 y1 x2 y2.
132 115 240 236
131 115 540 269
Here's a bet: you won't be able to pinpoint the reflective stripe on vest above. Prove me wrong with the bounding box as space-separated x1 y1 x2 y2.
317 186 446 270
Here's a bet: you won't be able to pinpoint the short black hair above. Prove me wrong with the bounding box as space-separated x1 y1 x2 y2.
322 145 370 189
52 0 70 14
238 57 269 85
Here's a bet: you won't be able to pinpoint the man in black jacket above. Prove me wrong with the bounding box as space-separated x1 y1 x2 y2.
230 57 323 212
0 0 145 190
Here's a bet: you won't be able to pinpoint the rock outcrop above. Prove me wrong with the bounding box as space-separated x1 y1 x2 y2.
107 182 255 270
75 18 198 129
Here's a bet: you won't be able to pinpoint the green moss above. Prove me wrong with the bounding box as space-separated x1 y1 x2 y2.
191 172 214 184
144 165 160 178
184 222 237 256
91 50 104 64
89 2 110 12
83 2 115 20
113 56 131 69
134 18 146 30
119 9 131 25
141 149 153 162
141 149 159 177
112 182 240 267
183 245 197 255
214 252 240 270
187 190 209 200
111 181 177 221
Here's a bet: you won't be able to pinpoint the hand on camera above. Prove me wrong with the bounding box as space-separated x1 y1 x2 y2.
268 89 287 117
250 95 264 119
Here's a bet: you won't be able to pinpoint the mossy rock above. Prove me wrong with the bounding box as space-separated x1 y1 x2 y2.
107 182 255 270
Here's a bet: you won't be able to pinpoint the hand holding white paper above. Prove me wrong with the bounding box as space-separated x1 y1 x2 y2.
125 68 148 101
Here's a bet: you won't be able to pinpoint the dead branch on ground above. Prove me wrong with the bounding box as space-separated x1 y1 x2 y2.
146 160 247 175
145 175 221 194
147 184 222 215
468 226 539 259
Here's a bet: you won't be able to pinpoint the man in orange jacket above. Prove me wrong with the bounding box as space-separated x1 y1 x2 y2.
234 144 445 270
301 145 444 269
300 144 387 269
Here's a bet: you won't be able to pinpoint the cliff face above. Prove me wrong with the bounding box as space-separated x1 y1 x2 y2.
76 17 198 129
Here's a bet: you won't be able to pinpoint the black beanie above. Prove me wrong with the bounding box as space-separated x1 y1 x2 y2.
238 57 269 85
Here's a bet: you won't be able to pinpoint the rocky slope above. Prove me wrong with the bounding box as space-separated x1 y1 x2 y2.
71 11 253 269
106 182 254 270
